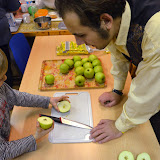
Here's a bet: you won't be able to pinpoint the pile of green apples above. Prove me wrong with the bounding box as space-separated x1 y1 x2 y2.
60 54 105 87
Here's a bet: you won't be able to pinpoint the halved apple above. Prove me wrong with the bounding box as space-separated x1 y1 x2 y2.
118 151 134 160
136 153 151 160
58 101 71 113
37 116 53 130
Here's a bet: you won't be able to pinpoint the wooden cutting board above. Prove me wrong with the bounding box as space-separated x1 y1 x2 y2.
38 59 107 90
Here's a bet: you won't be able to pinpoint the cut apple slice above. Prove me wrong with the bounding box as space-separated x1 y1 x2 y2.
118 151 134 160
58 101 71 113
37 116 53 130
136 153 151 160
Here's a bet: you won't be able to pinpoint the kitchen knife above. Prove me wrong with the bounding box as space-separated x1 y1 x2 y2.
39 114 93 130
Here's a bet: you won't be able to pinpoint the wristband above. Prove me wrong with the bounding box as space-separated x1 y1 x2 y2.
112 89 123 96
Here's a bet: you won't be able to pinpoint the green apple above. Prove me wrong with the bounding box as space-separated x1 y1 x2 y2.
64 59 74 69
84 68 94 79
83 62 93 69
73 56 81 63
74 60 83 68
118 151 134 160
37 116 53 130
58 101 71 113
82 57 90 64
45 74 55 85
94 66 103 73
75 75 85 86
60 63 69 74
95 72 105 84
136 153 151 160
75 66 84 76
89 54 98 62
92 59 101 67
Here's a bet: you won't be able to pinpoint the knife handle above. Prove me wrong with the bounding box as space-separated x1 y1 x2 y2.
39 114 61 123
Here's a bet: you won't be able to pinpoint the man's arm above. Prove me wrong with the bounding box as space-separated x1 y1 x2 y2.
115 11 160 133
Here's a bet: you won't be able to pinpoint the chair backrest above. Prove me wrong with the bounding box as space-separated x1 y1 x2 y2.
9 33 31 74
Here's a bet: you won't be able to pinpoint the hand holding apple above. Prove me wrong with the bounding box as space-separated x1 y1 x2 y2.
98 91 122 107
49 95 70 112
34 120 54 141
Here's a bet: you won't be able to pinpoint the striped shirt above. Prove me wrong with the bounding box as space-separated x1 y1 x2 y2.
0 82 50 159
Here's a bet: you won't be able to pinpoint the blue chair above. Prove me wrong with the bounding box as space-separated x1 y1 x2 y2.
9 33 31 74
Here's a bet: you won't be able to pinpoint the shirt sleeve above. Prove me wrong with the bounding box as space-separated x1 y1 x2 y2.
4 83 50 109
0 135 36 159
108 41 130 91
6 0 21 12
115 12 160 132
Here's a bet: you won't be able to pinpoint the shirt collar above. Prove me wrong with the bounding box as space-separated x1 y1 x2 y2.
115 1 131 46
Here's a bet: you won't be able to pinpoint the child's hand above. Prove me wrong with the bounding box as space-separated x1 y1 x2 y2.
49 95 70 112
34 121 54 141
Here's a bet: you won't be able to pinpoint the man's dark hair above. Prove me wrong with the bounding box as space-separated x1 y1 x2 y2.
55 0 126 29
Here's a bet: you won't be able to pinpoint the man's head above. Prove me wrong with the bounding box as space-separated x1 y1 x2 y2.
55 0 126 49
0 49 8 87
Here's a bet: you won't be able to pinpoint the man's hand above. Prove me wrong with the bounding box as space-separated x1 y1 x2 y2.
50 95 70 112
34 122 54 141
99 91 122 107
89 119 122 144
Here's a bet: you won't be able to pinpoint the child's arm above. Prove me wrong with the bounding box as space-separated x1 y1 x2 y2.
0 135 36 159
4 83 50 109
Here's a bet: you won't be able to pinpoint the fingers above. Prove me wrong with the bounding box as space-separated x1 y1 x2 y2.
60 95 70 102
53 103 60 112
97 136 111 144
93 133 108 143
104 101 116 107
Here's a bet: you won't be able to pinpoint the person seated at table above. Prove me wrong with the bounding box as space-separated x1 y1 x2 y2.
0 49 69 159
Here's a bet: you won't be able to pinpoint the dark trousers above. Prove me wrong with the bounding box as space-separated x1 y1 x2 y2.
0 44 13 87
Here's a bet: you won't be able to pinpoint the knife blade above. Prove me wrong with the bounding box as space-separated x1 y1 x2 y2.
39 114 92 130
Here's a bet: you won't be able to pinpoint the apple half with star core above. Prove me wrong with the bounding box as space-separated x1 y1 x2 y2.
75 66 84 76
60 63 69 74
95 72 105 84
118 151 134 160
88 54 98 62
84 68 94 79
64 59 74 69
58 101 71 113
92 59 101 67
75 75 85 86
136 153 151 160
74 60 83 68
37 116 53 130
94 66 103 73
45 74 55 85
73 56 81 63
83 62 93 69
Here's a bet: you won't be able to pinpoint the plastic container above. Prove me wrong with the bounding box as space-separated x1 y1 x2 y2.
34 9 48 18
6 13 16 27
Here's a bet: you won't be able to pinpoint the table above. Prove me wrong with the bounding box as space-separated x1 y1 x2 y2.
9 35 160 160
12 10 71 36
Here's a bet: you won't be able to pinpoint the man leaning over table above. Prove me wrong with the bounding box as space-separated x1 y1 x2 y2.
55 0 160 143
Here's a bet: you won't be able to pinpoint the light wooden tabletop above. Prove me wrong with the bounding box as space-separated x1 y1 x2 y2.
10 35 160 160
